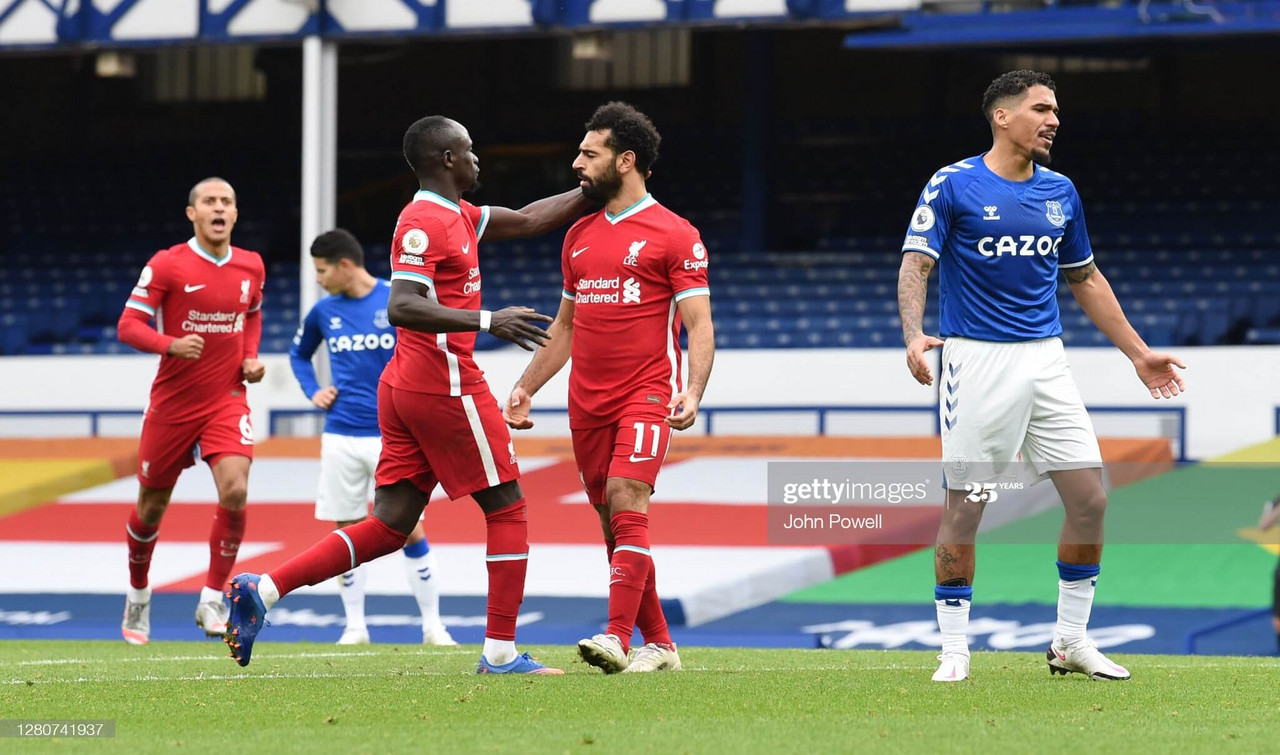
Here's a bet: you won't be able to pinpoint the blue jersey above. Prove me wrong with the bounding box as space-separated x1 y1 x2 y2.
289 279 395 437
901 154 1094 342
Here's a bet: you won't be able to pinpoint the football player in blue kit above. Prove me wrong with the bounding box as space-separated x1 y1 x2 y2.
897 71 1186 682
290 229 455 646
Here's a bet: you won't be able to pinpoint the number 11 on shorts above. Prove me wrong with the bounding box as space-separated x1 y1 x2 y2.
631 422 661 462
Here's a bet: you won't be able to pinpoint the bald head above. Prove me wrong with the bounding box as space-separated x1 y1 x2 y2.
188 177 235 207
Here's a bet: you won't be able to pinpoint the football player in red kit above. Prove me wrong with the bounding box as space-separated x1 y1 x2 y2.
117 177 266 644
505 102 715 674
224 116 590 674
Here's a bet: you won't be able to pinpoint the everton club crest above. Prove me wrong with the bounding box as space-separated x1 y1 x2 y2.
1045 200 1066 228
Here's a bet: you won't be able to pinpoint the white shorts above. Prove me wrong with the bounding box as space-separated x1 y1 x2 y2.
939 336 1101 490
315 433 380 522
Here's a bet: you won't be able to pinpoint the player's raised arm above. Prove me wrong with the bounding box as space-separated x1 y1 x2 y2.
506 295 576 430
387 279 552 351
478 187 591 243
1058 189 1185 399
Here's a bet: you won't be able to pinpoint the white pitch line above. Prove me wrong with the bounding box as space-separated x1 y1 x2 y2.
8 649 475 667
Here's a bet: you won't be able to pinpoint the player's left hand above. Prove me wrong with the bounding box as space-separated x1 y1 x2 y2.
242 358 266 384
666 391 700 431
1132 350 1185 399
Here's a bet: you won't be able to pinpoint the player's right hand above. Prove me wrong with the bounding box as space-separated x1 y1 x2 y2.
489 307 554 351
905 334 944 385
312 386 338 410
503 385 534 430
167 334 204 360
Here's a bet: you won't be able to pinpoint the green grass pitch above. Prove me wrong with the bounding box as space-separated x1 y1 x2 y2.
4 641 1277 753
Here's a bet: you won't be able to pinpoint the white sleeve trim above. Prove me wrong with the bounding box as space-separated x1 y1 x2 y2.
674 287 710 302
562 289 576 300
391 271 435 288
1058 254 1095 269
125 300 156 316
476 206 491 241
902 246 940 260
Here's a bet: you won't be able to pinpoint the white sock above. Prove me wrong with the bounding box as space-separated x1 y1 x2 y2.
403 550 442 629
127 586 151 603
259 574 281 611
1055 576 1096 646
935 599 971 656
199 586 224 605
483 638 517 665
337 565 367 630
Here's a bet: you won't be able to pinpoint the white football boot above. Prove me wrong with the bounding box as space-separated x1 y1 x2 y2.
1047 639 1130 681
336 626 371 645
931 651 970 682
195 600 229 637
577 633 629 674
122 588 152 645
622 643 682 673
422 624 458 646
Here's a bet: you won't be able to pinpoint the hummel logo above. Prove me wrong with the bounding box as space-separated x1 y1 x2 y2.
983 206 1000 221
629 454 656 463
572 246 590 258
184 284 206 293
461 242 470 255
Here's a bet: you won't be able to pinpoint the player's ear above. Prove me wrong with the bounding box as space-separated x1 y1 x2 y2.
618 149 636 174
185 205 197 222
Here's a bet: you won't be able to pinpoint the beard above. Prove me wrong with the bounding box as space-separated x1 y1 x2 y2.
580 164 623 203
1031 147 1053 167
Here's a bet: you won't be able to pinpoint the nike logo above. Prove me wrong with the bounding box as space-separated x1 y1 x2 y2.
609 579 623 586
572 246 590 258
218 550 237 558
629 454 656 463
184 284 206 293
1056 652 1067 660
462 243 470 255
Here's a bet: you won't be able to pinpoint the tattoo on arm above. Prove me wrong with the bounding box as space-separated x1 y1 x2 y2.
1063 261 1098 285
897 254 935 345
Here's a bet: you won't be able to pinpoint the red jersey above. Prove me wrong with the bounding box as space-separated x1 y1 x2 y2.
561 195 710 428
382 190 492 397
121 238 266 423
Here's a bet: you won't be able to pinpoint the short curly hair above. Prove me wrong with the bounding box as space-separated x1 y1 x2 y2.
584 101 661 174
982 70 1056 123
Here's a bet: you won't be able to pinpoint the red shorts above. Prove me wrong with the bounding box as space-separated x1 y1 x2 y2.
571 413 673 507
137 401 254 489
375 382 520 500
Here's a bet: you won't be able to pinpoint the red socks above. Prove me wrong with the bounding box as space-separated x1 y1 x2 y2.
606 511 652 653
270 516 407 596
483 501 529 641
205 507 246 591
126 510 159 590
605 537 671 648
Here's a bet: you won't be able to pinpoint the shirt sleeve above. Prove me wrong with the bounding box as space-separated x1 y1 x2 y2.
666 222 710 302
249 257 265 313
901 175 954 261
461 200 492 242
289 305 324 400
1057 184 1095 269
124 252 169 321
390 215 449 289
561 229 578 302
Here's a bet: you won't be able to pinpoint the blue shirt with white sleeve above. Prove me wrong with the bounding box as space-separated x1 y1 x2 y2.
289 279 395 437
901 154 1094 342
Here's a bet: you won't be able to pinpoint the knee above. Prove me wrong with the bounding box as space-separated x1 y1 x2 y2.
136 492 169 525
1067 488 1108 522
941 500 983 536
606 479 650 516
219 480 248 511
595 505 614 541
